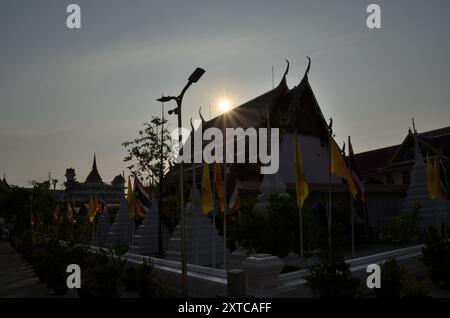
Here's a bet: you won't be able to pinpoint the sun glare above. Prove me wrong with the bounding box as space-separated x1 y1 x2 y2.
219 99 231 112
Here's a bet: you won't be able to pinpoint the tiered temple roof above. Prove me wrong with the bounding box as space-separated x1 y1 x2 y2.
200 59 329 143
85 154 103 184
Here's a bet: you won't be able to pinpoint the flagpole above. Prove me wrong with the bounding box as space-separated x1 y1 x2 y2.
91 222 94 246
363 203 369 240
295 132 305 263
223 163 227 270
440 157 450 229
327 134 332 260
212 165 216 269
298 204 304 262
348 136 355 258
66 204 69 241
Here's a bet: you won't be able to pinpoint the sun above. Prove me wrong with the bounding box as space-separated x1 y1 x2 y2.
218 99 231 112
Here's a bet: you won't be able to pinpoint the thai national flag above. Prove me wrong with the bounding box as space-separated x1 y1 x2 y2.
134 177 151 218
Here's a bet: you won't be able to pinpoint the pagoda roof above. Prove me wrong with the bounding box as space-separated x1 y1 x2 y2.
199 58 330 143
85 154 103 184
355 126 450 174
111 174 125 186
0 174 11 191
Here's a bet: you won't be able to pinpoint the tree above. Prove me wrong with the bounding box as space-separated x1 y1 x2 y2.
122 116 172 194
122 116 175 254
30 180 53 226
229 194 323 258
2 187 32 235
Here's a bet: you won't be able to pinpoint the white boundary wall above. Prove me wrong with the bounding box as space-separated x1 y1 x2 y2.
86 244 427 298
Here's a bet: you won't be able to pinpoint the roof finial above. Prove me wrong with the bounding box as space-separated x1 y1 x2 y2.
328 117 333 136
412 118 417 134
190 117 195 132
282 59 290 79
93 153 97 168
304 56 311 77
199 107 206 124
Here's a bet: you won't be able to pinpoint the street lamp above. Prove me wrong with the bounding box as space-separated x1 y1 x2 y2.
51 178 58 240
157 67 205 297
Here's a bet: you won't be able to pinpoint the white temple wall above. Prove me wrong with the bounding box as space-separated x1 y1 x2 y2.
279 133 342 185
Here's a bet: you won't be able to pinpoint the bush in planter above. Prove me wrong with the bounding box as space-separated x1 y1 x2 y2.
305 258 360 298
374 257 429 298
30 241 50 283
110 242 129 256
136 259 162 298
122 267 138 292
402 278 429 298
78 249 125 298
375 257 405 298
14 231 38 261
379 208 421 245
45 240 70 295
66 243 90 269
422 226 450 289
15 232 50 282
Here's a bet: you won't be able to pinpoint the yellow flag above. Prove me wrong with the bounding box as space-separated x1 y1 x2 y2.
67 202 74 224
88 195 96 223
127 176 135 219
330 136 358 198
434 158 444 199
214 162 225 213
201 162 213 214
294 135 309 208
427 153 442 199
93 194 100 214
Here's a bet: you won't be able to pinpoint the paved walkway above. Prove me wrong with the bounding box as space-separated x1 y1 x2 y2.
0 240 54 298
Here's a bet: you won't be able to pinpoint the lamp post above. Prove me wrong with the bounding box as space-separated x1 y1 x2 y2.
158 97 165 259
51 178 58 240
157 67 205 297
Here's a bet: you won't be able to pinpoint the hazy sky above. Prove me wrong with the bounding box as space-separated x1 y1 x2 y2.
1 0 449 187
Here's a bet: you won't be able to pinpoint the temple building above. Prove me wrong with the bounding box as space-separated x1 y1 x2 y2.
0 174 10 193
184 59 345 195
60 155 125 207
170 59 449 233
354 126 450 229
355 126 450 188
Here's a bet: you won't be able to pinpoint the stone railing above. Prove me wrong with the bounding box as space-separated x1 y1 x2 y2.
84 243 427 298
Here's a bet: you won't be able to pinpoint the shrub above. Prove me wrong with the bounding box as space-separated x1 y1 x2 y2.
136 259 160 298
45 240 69 295
14 231 37 261
122 267 138 292
305 259 360 298
30 240 50 282
375 257 405 298
422 226 450 289
379 209 421 245
230 194 322 258
78 249 125 298
402 278 429 298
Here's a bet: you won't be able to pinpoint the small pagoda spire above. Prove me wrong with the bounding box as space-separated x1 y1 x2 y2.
93 153 97 169
85 153 103 184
